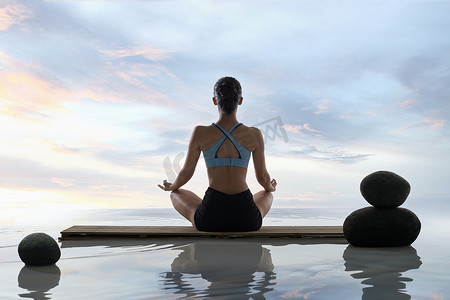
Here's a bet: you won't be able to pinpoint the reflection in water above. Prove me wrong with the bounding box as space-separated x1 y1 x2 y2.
60 238 347 298
161 241 276 299
18 265 61 300
343 246 422 300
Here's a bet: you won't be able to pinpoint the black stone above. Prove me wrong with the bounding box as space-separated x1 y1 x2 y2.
18 233 61 266
360 171 411 208
343 207 421 247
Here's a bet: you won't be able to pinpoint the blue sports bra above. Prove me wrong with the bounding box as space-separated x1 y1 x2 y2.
203 122 251 168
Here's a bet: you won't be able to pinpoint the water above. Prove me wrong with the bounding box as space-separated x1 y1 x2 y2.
0 208 448 299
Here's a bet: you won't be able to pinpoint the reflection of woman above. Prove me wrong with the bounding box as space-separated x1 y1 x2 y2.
159 77 276 232
162 241 276 298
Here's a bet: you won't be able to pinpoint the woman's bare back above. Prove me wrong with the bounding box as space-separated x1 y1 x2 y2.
196 123 258 194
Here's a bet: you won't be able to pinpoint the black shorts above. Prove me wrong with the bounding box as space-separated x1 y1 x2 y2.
194 187 262 232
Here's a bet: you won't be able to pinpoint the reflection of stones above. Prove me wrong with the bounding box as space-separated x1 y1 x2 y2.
343 245 422 300
18 265 61 300
162 241 276 299
344 171 421 247
344 207 421 247
18 233 61 266
360 171 410 208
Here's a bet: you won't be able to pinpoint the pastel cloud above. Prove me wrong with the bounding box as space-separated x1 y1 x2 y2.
315 99 330 115
426 117 445 129
283 123 321 137
100 45 173 61
0 49 174 128
399 99 420 110
0 3 33 31
395 117 445 132
290 145 372 164
51 177 75 187
0 53 69 121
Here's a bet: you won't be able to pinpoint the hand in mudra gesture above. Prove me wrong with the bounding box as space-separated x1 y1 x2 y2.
270 178 277 192
158 180 173 191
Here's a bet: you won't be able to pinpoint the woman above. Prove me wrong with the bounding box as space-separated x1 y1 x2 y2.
158 76 276 232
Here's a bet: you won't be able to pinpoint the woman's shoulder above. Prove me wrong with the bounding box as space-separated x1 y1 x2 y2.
193 124 216 133
191 124 218 139
235 124 263 151
239 124 262 136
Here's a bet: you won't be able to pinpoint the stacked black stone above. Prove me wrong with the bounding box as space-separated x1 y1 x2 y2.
343 171 421 247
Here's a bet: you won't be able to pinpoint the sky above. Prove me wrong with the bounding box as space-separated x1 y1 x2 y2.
1 0 449 213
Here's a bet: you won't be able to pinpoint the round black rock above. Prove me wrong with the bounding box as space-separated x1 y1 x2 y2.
360 171 411 208
18 233 61 266
343 207 421 247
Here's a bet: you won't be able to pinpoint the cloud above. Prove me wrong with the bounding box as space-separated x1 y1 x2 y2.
0 3 33 31
51 177 74 187
315 98 330 115
100 45 173 61
0 52 125 122
0 154 157 193
398 99 419 110
0 49 175 126
1 4 179 109
394 54 450 120
395 117 445 132
290 145 372 164
0 52 69 121
44 139 84 154
425 117 446 129
283 123 321 137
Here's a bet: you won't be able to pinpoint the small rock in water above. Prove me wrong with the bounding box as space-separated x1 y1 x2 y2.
18 233 61 266
360 171 411 208
343 207 421 247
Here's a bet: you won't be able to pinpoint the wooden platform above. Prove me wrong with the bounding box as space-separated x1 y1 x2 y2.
60 225 344 240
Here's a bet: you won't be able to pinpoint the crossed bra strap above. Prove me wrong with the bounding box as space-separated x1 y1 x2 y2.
202 122 251 168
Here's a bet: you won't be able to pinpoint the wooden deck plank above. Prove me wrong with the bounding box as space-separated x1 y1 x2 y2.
60 225 344 239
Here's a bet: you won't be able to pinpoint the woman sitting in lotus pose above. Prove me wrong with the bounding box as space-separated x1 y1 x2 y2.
158 76 276 232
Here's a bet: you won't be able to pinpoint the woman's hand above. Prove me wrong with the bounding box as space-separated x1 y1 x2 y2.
270 178 277 192
158 180 173 191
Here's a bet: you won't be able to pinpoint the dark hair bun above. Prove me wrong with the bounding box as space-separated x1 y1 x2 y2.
214 77 242 115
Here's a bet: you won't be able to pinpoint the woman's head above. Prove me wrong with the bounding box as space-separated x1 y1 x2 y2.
213 77 242 115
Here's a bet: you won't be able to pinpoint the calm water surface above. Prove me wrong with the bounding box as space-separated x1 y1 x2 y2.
0 208 448 299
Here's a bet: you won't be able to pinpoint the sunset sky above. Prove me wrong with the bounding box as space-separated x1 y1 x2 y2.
1 0 449 214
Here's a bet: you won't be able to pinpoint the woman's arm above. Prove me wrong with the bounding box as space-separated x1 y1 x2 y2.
252 128 276 192
159 126 201 191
